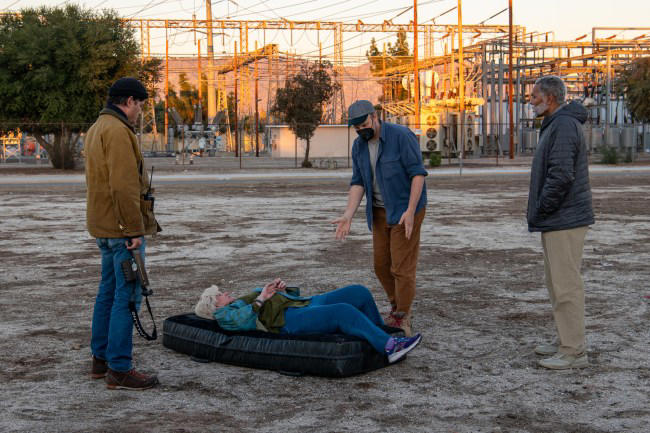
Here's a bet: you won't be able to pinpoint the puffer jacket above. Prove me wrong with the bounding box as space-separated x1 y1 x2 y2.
84 107 160 238
527 101 595 232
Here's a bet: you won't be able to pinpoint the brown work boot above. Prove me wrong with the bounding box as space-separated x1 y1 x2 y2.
105 368 159 390
386 312 412 337
91 356 107 379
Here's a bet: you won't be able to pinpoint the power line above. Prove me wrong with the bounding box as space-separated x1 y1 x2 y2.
423 5 456 24
221 0 320 19
300 1 436 58
282 0 359 20
255 0 283 20
223 0 275 20
316 0 447 24
318 0 380 20
479 7 508 25
4 0 21 10
127 0 172 18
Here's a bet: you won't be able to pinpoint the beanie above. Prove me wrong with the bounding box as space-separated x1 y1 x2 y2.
109 77 149 100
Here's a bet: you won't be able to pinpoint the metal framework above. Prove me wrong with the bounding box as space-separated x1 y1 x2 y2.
121 17 525 151
3 10 648 157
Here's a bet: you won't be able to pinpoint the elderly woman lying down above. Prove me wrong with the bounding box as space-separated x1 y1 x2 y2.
195 278 421 363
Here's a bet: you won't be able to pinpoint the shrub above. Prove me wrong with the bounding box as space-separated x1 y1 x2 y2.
429 151 442 167
624 149 633 163
598 146 618 164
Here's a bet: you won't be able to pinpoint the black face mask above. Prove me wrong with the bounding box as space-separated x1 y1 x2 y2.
356 127 375 141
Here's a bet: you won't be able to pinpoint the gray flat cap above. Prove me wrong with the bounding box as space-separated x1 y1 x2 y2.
348 100 375 126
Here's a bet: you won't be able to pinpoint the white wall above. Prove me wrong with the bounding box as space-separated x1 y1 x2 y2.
267 125 352 159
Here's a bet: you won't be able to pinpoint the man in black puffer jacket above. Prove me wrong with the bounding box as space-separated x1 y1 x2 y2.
527 75 595 370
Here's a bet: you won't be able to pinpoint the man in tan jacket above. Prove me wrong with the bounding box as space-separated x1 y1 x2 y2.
85 77 161 390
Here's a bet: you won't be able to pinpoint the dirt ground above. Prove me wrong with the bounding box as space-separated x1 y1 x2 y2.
1 163 649 433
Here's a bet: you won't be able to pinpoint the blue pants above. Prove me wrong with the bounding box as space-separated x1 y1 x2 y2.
281 285 390 353
90 238 144 372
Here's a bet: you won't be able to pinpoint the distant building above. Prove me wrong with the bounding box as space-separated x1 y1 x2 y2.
266 125 352 159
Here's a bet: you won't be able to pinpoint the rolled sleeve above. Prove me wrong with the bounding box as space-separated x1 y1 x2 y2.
350 142 364 186
399 130 428 178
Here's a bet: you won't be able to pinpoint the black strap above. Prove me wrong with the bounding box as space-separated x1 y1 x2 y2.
122 249 157 341
129 297 157 341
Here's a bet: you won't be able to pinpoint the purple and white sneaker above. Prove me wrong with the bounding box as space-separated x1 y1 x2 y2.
386 334 422 363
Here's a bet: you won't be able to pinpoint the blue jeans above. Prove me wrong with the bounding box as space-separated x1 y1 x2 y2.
90 237 145 372
281 285 390 353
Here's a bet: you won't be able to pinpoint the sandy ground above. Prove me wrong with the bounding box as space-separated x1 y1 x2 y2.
0 163 649 433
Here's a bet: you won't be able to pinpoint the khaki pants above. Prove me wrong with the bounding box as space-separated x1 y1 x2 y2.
372 207 425 315
541 226 589 356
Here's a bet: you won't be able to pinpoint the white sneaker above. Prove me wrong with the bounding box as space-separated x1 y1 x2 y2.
534 343 558 356
538 352 589 370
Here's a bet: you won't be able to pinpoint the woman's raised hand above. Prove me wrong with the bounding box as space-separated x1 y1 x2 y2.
259 283 277 301
259 278 287 301
273 278 287 291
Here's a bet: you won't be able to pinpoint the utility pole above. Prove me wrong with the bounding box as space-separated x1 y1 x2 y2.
206 0 216 124
382 43 387 102
413 0 420 132
458 0 464 173
164 34 169 152
234 42 239 159
197 39 202 101
605 49 611 147
255 42 259 157
508 0 514 159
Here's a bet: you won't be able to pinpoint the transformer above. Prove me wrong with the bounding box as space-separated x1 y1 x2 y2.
418 111 446 155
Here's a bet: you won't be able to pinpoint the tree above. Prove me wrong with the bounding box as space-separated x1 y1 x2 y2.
271 62 339 167
388 30 411 66
366 31 411 101
365 37 382 73
616 57 650 123
0 5 161 169
366 31 412 72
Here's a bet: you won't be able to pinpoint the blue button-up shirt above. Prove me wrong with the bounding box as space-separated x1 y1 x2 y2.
350 122 428 230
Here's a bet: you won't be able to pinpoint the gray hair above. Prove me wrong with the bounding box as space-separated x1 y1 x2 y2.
194 285 222 320
534 75 566 104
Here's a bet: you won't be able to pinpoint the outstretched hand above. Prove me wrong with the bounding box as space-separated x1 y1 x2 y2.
331 215 352 240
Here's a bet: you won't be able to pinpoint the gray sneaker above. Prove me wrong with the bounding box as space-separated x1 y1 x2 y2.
534 343 558 356
538 352 589 370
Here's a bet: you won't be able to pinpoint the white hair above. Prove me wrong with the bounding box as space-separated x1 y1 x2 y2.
194 285 222 320
534 75 566 104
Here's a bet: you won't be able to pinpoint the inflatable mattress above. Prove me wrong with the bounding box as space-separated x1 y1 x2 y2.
163 313 405 378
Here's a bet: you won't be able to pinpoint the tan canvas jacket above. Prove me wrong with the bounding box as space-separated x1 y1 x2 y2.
84 108 160 238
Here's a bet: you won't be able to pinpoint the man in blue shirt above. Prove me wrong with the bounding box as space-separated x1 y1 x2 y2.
333 100 427 336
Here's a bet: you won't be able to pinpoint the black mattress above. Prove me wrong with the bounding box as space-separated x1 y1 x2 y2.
163 313 405 378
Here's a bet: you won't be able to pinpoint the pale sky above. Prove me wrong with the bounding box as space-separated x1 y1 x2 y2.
4 0 649 59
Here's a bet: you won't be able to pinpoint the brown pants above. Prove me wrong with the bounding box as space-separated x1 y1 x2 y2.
541 226 589 356
372 207 425 314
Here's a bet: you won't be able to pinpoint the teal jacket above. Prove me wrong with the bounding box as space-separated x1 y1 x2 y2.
213 288 311 332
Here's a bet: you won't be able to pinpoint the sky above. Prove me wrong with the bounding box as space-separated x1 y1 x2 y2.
3 0 649 59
